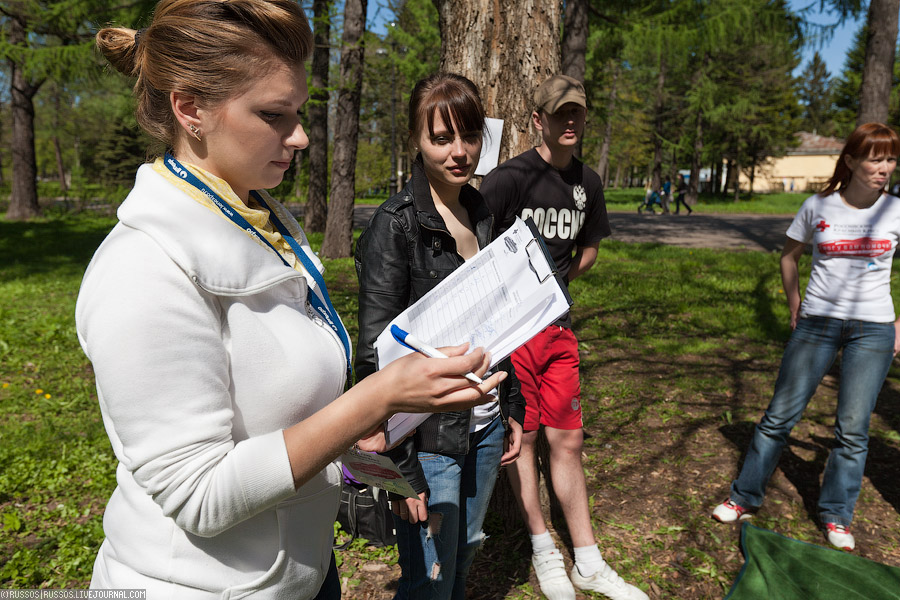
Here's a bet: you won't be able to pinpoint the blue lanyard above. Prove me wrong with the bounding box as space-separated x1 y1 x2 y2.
163 154 352 378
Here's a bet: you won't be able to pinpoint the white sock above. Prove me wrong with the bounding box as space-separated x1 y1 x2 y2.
530 531 556 555
574 544 605 577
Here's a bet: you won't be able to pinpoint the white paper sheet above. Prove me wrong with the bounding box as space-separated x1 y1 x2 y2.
376 217 571 445
475 117 504 176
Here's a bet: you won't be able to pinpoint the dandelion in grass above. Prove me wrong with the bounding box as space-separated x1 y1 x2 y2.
2 382 8 388
44 393 51 399
35 388 43 394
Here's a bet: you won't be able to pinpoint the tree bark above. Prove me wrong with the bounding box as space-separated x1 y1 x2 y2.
650 62 666 193
305 0 331 232
731 160 741 202
561 0 587 81
434 0 561 165
52 90 67 195
596 63 618 187
714 160 723 196
687 111 702 204
857 0 899 125
561 0 587 157
321 0 366 259
6 14 42 221
435 0 562 530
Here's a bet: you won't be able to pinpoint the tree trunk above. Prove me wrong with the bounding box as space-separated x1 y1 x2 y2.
561 0 587 157
435 0 562 530
435 0 561 164
650 62 666 192
53 136 67 195
293 149 304 199
596 63 618 186
714 161 723 196
321 0 366 259
858 0 899 125
731 160 741 202
669 147 678 184
305 0 331 232
687 111 702 204
6 15 42 221
52 86 67 195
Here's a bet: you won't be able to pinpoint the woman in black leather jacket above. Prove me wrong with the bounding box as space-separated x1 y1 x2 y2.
355 73 525 600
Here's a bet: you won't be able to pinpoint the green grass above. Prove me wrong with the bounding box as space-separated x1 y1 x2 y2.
0 213 119 586
2 214 898 595
604 188 808 215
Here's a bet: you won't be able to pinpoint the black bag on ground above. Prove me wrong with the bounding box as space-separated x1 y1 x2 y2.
335 481 396 549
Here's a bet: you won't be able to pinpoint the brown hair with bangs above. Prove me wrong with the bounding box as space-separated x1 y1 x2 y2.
821 122 900 196
407 73 486 154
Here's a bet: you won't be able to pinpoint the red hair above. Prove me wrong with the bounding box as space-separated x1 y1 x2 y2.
821 123 900 196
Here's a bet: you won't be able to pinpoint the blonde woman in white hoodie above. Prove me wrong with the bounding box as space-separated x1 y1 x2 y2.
80 2 505 598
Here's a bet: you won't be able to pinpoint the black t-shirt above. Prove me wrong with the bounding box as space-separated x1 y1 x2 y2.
481 148 610 328
481 148 610 280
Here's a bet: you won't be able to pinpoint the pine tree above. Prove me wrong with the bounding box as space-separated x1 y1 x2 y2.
321 0 367 259
799 51 835 135
0 0 155 220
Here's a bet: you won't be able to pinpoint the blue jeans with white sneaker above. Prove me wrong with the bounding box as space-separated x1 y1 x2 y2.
730 316 895 527
393 415 504 600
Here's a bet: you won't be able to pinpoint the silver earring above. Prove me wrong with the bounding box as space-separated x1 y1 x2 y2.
189 124 202 141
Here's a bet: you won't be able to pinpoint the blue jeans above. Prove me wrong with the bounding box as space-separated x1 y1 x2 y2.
394 415 504 600
730 316 894 526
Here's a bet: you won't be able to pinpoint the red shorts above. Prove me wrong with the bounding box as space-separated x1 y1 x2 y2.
511 325 582 431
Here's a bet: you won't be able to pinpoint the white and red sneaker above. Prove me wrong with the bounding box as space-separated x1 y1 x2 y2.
711 499 754 523
824 523 855 551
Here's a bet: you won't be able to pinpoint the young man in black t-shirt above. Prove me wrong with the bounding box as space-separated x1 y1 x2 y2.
481 75 647 600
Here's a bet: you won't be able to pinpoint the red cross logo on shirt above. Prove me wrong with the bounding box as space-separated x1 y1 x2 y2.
815 220 830 232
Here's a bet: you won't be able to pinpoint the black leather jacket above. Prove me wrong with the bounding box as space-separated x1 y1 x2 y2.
354 158 525 496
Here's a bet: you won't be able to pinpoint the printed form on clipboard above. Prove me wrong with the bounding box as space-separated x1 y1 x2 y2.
375 216 574 446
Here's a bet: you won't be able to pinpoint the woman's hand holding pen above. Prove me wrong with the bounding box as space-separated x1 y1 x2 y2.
371 343 506 416
351 344 504 453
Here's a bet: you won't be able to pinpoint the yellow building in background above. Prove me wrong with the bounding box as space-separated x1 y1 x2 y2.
739 132 844 193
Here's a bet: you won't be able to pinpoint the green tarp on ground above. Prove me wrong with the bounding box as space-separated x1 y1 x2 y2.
725 523 900 599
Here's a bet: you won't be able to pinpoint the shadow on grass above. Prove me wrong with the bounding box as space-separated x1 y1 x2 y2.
716 361 900 525
0 215 116 279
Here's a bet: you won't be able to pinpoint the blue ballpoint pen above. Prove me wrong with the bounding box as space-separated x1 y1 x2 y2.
390 324 484 384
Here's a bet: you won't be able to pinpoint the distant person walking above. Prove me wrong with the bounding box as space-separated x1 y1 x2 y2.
661 176 672 213
638 181 662 215
673 174 692 214
712 123 900 552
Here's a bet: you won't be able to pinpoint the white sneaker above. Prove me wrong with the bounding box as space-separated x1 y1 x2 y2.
570 561 649 600
532 549 576 600
824 523 855 551
711 499 754 523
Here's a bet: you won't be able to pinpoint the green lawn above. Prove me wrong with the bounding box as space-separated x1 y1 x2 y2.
357 188 810 214
604 188 808 215
2 213 898 597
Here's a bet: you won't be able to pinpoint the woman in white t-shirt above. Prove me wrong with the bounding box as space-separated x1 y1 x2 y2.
711 122 900 552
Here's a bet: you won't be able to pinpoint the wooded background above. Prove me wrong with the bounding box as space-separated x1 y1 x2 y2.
2 0 900 258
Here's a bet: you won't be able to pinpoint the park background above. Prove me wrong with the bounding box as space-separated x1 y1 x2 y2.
2 0 900 598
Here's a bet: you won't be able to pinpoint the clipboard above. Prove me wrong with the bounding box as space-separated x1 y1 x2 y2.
375 216 573 445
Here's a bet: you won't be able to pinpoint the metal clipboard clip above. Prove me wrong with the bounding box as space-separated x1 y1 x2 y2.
523 217 558 284
526 237 556 283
